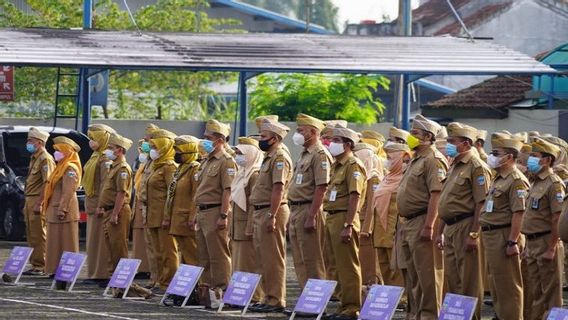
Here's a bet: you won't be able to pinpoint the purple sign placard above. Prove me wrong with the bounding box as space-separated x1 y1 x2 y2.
2 246 33 275
108 258 140 289
548 308 568 320
223 271 261 306
439 293 478 320
54 252 86 282
294 279 337 315
360 285 404 320
166 264 202 297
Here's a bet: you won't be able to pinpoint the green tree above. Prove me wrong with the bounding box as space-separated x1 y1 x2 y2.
0 0 240 121
249 73 389 124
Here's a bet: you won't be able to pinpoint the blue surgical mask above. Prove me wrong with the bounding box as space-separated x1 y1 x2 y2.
527 156 542 173
141 141 151 153
26 143 37 154
202 140 215 154
446 143 459 158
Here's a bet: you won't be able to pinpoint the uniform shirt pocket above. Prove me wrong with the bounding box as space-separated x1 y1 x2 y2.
206 164 220 177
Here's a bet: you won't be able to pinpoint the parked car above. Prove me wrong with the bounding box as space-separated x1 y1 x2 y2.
0 125 92 240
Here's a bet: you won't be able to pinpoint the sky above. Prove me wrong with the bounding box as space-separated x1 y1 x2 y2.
331 0 420 26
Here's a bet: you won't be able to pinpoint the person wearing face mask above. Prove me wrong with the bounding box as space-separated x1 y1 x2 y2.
43 136 82 277
138 123 160 288
161 135 201 268
479 133 529 320
287 114 331 292
254 115 291 158
437 122 491 320
248 119 292 313
230 137 264 303
397 114 448 320
321 120 348 148
22 127 55 276
96 133 133 273
146 128 179 294
521 138 565 320
131 139 150 278
194 120 236 306
321 126 366 320
82 123 115 285
354 142 383 288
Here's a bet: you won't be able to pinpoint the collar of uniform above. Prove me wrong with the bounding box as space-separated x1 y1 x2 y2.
537 167 553 180
457 149 474 164
335 154 351 166
497 165 514 179
304 141 322 154
110 158 126 168
210 148 227 160
266 144 283 158
414 145 435 159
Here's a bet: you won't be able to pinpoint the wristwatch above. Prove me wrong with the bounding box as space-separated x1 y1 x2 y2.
220 213 228 219
343 222 353 229
506 240 518 247
267 212 275 219
468 232 479 239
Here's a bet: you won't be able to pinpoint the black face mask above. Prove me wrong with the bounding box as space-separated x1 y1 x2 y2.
259 138 273 152
174 153 184 164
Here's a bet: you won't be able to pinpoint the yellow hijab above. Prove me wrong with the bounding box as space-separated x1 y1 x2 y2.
82 129 111 196
150 137 175 169
361 137 387 159
43 143 82 212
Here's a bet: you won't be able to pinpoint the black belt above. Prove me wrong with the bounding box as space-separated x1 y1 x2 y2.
402 211 426 220
289 200 311 206
481 223 511 232
524 230 551 240
442 212 474 226
102 206 114 211
198 203 221 211
327 209 347 215
253 203 287 211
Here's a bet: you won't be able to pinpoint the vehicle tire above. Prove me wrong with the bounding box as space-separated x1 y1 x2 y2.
1 198 26 241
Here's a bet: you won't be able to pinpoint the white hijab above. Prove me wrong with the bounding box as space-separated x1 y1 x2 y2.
231 144 263 211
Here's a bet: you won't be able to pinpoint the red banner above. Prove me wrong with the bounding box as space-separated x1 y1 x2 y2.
0 66 14 101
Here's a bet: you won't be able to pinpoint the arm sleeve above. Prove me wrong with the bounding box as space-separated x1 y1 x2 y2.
549 180 565 214
59 167 78 212
271 156 290 185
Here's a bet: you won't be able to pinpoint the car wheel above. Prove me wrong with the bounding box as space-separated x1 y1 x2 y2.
1 199 26 241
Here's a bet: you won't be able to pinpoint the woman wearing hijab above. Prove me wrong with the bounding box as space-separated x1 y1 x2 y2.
163 135 200 266
230 137 264 302
83 124 115 283
146 129 178 293
132 139 150 277
44 136 82 276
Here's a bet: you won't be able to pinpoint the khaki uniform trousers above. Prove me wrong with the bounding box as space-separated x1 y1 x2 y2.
45 222 79 275
132 200 150 273
325 212 362 317
103 206 131 273
253 205 290 308
144 226 159 285
232 239 264 302
175 232 198 266
289 203 326 288
377 247 403 287
148 227 179 289
482 227 523 320
360 235 382 285
196 207 232 290
524 234 562 320
24 196 46 270
443 218 482 320
401 214 442 320
86 197 111 279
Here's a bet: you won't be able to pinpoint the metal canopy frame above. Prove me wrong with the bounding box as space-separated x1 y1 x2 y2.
0 28 557 133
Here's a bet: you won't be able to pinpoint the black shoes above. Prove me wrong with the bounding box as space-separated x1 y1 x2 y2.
322 313 358 320
22 268 46 276
248 303 284 313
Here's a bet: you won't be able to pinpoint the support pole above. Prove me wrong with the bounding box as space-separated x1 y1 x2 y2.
238 72 248 138
402 74 410 130
81 0 92 133
396 0 412 129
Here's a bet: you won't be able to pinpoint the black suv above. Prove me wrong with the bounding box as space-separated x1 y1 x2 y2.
0 125 92 240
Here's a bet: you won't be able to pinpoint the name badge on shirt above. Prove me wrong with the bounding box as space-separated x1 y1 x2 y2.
531 198 540 209
295 173 303 185
485 200 494 213
329 190 337 202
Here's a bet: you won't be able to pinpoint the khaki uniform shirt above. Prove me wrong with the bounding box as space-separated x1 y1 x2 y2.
45 167 80 223
146 162 177 228
361 174 381 223
138 159 153 205
480 166 529 226
521 168 565 234
323 154 367 213
25 149 55 196
397 146 448 218
97 158 132 209
438 150 491 221
288 142 331 202
195 149 237 205
250 145 293 205
165 162 200 236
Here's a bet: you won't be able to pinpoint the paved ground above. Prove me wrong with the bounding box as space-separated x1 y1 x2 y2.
0 240 549 319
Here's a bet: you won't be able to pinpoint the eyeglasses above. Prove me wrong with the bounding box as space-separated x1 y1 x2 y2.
490 151 507 156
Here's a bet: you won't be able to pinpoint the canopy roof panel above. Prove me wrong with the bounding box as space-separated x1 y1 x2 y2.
0 28 557 75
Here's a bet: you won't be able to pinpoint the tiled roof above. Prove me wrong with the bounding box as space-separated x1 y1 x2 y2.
424 75 532 109
412 0 472 27
435 2 513 35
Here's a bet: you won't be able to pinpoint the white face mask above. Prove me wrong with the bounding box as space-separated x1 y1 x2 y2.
328 142 345 157
235 154 247 167
149 149 160 160
138 153 148 164
104 149 116 161
487 154 502 169
54 151 65 162
383 159 392 171
292 132 305 146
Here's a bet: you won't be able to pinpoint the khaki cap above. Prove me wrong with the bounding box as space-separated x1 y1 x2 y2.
384 141 410 152
490 131 512 149
174 135 199 146
237 136 259 148
389 127 410 142
514 132 528 143
412 114 441 135
436 126 448 140
322 120 348 137
543 136 568 150
260 119 290 138
532 137 561 158
255 115 279 130
145 123 159 135
28 127 49 142
53 136 80 152
476 130 488 142
204 119 231 138
108 133 133 151
361 130 385 143
501 137 524 152
521 144 532 153
151 129 177 140
447 122 478 142
88 123 116 134
296 113 325 131
332 126 359 143
353 142 377 153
